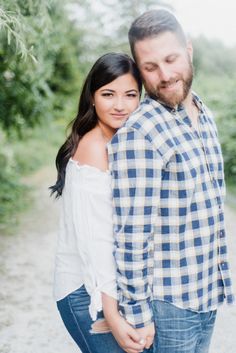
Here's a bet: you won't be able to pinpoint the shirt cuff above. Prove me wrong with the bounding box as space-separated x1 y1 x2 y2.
89 281 118 321
119 298 154 328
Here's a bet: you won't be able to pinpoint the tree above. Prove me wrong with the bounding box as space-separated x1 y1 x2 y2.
193 36 236 77
0 0 81 134
98 0 173 52
68 0 173 66
192 37 236 182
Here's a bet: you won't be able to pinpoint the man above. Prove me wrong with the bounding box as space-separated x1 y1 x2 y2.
107 9 234 353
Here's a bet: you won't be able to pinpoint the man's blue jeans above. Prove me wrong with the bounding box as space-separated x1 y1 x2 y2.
152 300 217 353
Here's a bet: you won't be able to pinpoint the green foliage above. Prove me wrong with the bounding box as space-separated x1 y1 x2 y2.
0 0 80 134
96 0 173 52
0 131 30 231
217 96 236 181
193 36 236 77
0 117 72 232
0 0 82 230
194 70 236 183
0 5 36 60
11 93 78 176
12 124 63 175
220 126 236 179
225 182 236 209
69 0 173 66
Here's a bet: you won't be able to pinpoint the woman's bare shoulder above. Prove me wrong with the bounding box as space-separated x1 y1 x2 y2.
73 129 108 171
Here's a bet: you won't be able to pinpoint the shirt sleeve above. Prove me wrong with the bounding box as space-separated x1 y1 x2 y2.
72 173 118 321
87 187 118 300
107 127 163 328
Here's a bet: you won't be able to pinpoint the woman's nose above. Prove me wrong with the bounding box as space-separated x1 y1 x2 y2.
113 97 125 111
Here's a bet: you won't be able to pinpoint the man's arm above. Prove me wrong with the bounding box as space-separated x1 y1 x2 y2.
107 126 163 328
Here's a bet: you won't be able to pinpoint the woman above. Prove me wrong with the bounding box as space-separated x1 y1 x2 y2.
50 53 147 353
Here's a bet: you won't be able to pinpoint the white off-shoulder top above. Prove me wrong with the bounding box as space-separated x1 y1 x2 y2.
53 158 117 320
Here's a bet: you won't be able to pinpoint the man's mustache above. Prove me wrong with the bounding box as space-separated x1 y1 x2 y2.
159 77 180 89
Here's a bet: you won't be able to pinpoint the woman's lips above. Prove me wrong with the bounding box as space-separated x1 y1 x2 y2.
111 113 127 119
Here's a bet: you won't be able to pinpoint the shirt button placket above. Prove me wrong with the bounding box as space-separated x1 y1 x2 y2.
212 177 217 187
219 230 225 238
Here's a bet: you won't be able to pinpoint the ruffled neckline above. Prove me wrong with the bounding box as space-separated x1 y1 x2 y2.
69 158 111 176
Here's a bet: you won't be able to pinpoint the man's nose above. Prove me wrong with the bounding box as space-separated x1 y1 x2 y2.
159 65 172 82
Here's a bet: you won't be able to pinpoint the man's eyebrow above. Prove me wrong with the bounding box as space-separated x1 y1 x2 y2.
140 61 157 66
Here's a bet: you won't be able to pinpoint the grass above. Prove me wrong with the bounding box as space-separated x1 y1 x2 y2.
0 119 66 234
226 182 236 210
0 174 31 234
0 93 78 235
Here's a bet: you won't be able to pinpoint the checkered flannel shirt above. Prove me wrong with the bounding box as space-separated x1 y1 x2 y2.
107 93 234 328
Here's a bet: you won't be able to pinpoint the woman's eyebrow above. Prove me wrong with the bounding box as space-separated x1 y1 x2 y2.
100 89 115 92
125 89 138 93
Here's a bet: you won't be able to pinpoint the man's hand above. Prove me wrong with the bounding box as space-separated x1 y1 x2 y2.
109 315 146 353
101 293 151 352
136 323 155 349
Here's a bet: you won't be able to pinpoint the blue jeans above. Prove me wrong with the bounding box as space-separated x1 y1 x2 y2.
152 300 217 353
57 285 152 353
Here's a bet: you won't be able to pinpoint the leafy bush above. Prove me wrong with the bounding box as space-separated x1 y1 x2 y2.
0 0 82 230
0 131 30 231
0 0 80 134
218 100 236 181
194 72 236 183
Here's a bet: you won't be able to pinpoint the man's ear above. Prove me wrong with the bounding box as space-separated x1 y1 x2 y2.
186 40 193 62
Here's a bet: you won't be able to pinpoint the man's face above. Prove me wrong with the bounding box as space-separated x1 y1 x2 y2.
134 31 193 107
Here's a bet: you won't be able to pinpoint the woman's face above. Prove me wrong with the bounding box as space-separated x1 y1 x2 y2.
93 73 140 136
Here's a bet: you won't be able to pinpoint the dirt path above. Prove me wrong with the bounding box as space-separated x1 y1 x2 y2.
0 165 235 353
0 166 78 353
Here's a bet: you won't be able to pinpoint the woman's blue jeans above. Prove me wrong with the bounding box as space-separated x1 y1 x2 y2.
151 300 217 353
57 285 151 353
57 285 126 353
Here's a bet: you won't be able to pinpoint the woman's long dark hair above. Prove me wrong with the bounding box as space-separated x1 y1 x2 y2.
50 52 142 198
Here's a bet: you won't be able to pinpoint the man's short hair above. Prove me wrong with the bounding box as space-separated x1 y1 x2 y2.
128 9 187 60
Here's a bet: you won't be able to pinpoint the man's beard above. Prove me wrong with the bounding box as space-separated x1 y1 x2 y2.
144 58 193 107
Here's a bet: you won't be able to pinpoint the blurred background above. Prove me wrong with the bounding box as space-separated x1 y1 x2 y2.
0 1 235 352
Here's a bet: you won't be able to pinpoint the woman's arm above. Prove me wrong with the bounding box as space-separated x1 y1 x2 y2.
74 134 147 352
102 293 145 353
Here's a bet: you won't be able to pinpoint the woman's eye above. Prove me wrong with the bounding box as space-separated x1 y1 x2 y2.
127 93 138 98
101 93 113 97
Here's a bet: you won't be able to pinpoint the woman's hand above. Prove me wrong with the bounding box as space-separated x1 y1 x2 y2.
108 314 146 353
102 293 146 353
136 323 155 349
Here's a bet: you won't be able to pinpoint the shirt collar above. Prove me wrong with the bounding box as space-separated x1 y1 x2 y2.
145 91 206 119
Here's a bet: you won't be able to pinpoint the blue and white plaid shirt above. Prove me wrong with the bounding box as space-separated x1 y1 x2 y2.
107 93 234 328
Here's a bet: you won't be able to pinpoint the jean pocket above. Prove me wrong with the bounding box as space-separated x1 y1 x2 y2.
68 285 91 311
